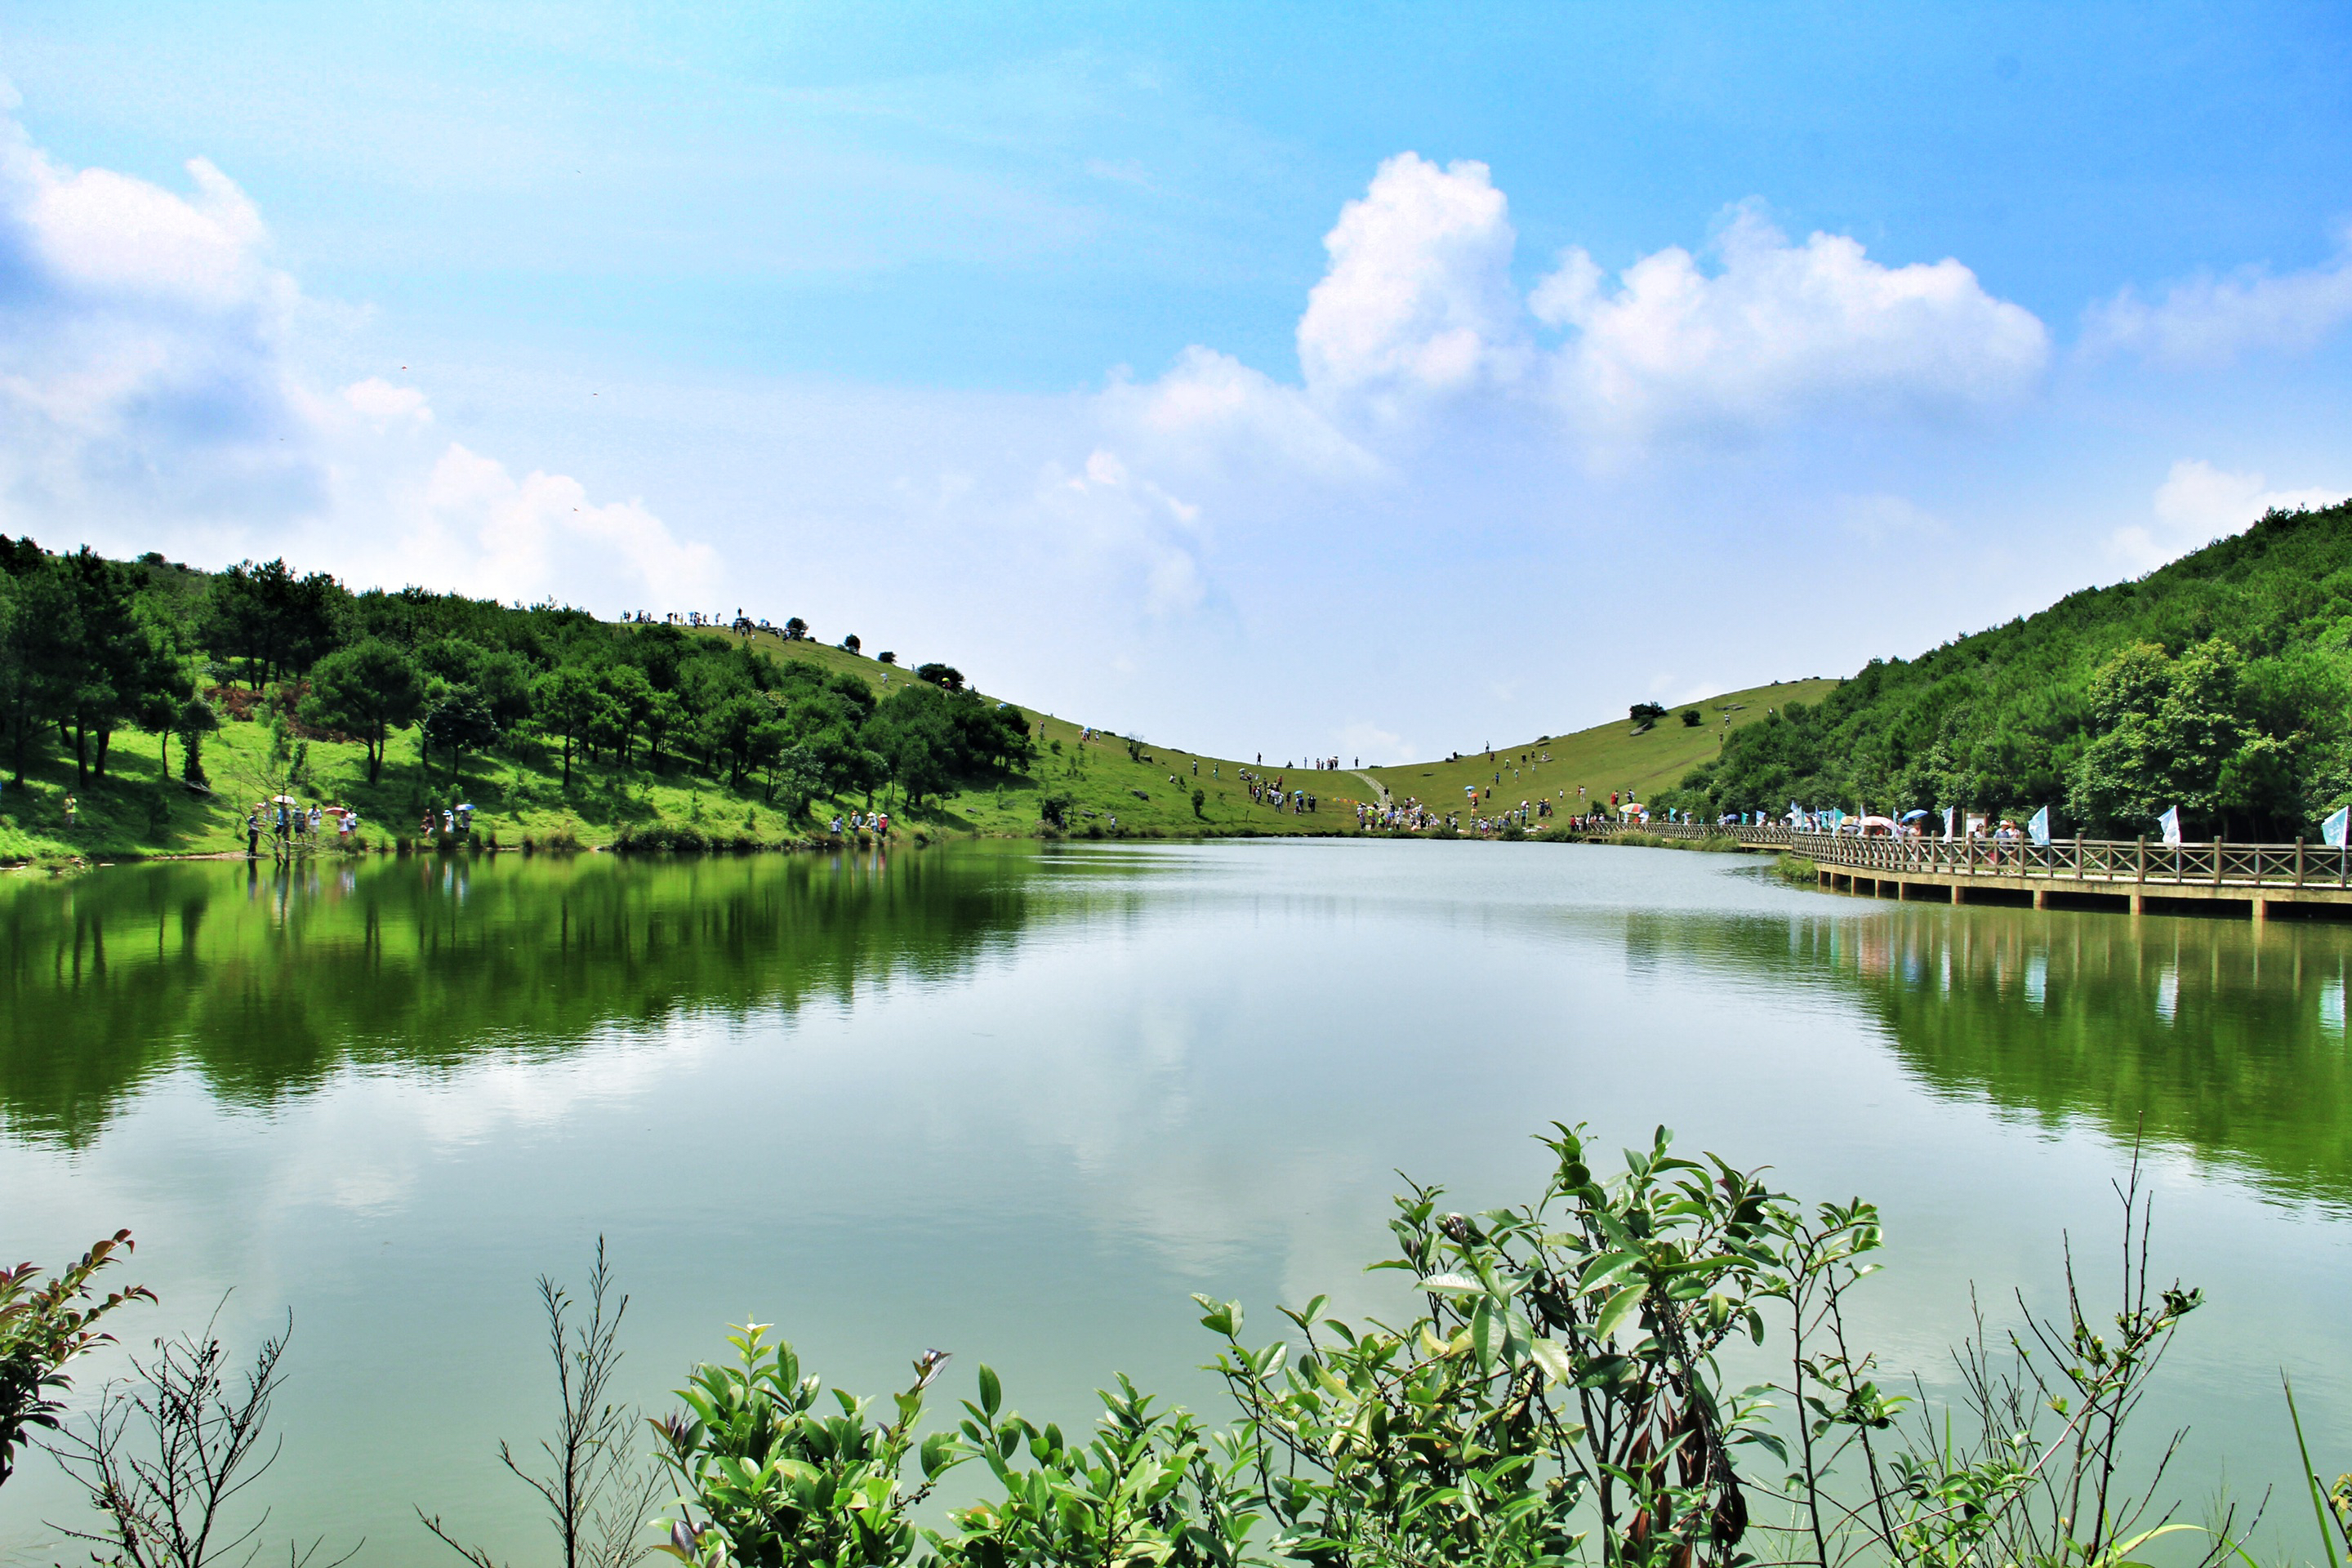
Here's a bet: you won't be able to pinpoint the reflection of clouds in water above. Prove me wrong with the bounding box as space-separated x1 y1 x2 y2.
283 1017 712 1215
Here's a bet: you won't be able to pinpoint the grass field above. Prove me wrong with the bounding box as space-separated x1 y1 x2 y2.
1361 678 1842 819
0 625 1837 866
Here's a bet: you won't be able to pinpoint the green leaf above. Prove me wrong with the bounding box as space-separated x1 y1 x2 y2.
1593 1282 1647 1343
1526 1337 1574 1384
1471 1298 1501 1370
978 1363 1002 1419
1419 1272 1483 1295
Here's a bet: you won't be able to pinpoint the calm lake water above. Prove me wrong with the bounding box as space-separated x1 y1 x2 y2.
3 840 2350 1563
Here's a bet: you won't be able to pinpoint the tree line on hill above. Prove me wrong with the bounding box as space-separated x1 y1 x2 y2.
0 540 1034 815
1659 498 2352 840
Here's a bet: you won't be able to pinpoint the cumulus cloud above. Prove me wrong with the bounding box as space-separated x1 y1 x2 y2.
2082 231 2352 367
0 94 718 613
1037 448 1207 617
410 444 719 608
1102 170 2046 479
0 100 320 524
1535 205 2048 445
2107 459 2350 572
1098 346 1374 480
1294 153 1526 417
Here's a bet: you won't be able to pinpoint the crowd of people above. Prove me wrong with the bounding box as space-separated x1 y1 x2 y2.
1238 768 1318 814
243 797 363 858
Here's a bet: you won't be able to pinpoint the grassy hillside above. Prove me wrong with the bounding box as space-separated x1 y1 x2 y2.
0 626 1392 864
0 536 1840 864
1663 498 2352 838
0 635 1820 864
1361 679 1840 817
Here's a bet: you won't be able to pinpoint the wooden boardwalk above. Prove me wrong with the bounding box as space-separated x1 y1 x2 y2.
1598 822 2352 920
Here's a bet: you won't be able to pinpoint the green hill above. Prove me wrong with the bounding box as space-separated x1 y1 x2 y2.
1361 679 1840 820
0 546 1399 864
1660 497 2352 840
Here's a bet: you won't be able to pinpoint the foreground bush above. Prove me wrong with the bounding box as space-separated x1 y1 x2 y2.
649 1125 2241 1568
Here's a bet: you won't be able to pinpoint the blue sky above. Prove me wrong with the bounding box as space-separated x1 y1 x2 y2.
2 3 2350 761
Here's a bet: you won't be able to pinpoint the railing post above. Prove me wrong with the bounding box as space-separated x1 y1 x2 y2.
2297 838 2306 888
2213 835 2224 887
2137 835 2145 884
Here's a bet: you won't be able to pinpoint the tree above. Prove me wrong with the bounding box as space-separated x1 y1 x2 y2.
783 617 809 641
643 690 686 775
2066 639 2284 835
866 688 955 806
1629 702 1668 728
840 634 862 655
203 558 343 689
59 549 154 786
537 667 604 789
477 649 537 731
701 693 768 787
175 697 219 788
302 639 424 785
0 561 82 785
1681 708 1703 727
1039 791 1074 827
915 662 964 692
1191 786 1205 818
876 651 897 666
422 686 498 786
601 665 653 766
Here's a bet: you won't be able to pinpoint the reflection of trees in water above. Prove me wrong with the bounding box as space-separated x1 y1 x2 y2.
1834 908 2352 1208
1615 904 2352 1208
0 848 1047 1148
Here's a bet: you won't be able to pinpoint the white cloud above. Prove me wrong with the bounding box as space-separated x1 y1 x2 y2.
1294 153 1526 417
1837 492 1948 546
2107 459 2350 572
342 376 432 425
0 96 719 614
1038 448 1206 617
1098 346 1374 480
1105 175 2045 478
1535 205 2048 447
2082 231 2352 367
408 443 721 609
1336 721 1414 766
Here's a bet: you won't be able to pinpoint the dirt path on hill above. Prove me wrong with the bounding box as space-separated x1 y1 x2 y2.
1353 772 1390 806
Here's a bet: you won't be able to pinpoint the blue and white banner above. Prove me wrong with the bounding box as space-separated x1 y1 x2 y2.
2326 806 2350 849
2028 805 2051 847
1943 805 1956 840
2158 805 2182 846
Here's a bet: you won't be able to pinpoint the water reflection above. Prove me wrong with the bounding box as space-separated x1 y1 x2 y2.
1823 903 2352 1209
0 846 1052 1147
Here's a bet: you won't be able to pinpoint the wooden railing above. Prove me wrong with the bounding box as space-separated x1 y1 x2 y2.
1597 821 2352 889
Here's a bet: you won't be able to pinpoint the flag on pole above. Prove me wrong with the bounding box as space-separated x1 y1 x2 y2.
1943 805 1956 840
2158 806 2182 845
2028 806 2051 847
2326 806 2350 849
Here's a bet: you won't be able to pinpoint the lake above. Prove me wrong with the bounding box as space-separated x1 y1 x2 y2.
3 840 2349 1564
